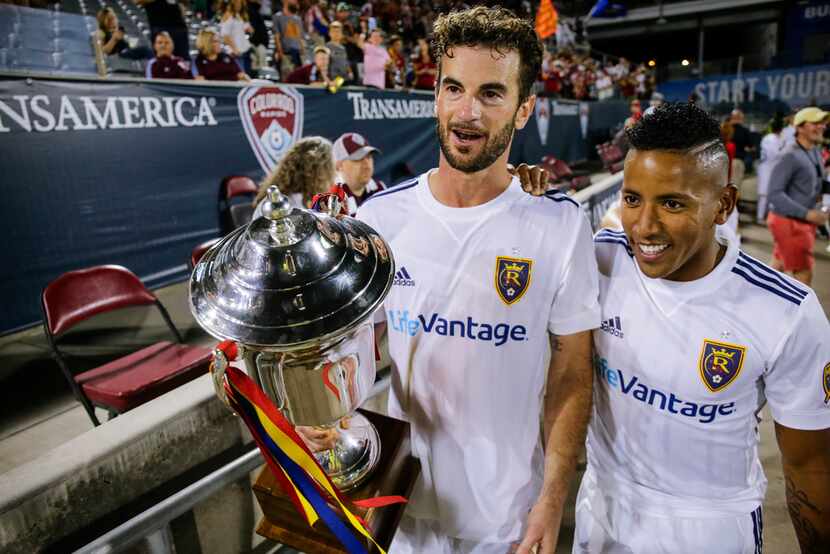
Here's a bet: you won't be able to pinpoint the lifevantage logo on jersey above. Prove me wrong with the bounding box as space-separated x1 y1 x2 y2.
238 86 304 173
699 339 746 393
595 356 736 424
495 256 532 305
387 309 528 347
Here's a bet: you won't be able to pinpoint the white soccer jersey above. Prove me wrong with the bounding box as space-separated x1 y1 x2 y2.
357 170 601 543
588 226 830 517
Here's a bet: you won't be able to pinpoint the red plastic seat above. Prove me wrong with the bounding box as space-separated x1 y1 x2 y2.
542 155 592 192
219 175 259 235
41 265 212 426
190 237 222 269
224 175 258 199
597 142 625 174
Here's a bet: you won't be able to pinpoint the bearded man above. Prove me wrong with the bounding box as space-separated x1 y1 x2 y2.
356 7 600 553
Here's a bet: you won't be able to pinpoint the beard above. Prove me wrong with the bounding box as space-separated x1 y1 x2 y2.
437 118 515 174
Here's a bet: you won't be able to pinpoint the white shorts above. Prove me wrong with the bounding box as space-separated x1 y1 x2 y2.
390 515 513 554
572 473 764 554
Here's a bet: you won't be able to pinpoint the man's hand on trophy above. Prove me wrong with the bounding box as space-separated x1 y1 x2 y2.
508 163 549 196
296 426 339 452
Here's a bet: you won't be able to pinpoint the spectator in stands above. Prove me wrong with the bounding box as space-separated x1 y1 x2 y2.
335 2 357 27
252 136 335 215
387 34 406 88
646 91 664 113
305 0 330 40
96 8 152 60
247 0 270 76
720 120 741 236
781 113 797 147
219 0 254 76
360 28 391 89
623 99 641 129
721 119 737 179
273 0 306 74
326 21 353 83
767 107 829 285
343 22 364 84
146 31 192 79
285 45 336 87
136 0 189 59
333 132 385 214
595 67 614 101
756 115 786 223
412 38 436 90
194 29 249 81
730 109 755 174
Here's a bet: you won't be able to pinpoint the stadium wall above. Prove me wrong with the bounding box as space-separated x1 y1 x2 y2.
0 74 621 335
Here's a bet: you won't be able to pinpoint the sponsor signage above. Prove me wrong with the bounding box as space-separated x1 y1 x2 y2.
658 64 830 113
0 77 591 335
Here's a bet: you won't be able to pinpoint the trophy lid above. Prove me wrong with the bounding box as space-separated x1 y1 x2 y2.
189 187 394 349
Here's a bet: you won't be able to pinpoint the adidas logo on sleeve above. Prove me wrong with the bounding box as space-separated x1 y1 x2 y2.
393 266 415 287
600 316 624 338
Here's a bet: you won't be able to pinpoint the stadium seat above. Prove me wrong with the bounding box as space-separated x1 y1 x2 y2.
190 238 222 269
219 175 259 234
41 265 212 426
597 142 625 174
542 156 592 192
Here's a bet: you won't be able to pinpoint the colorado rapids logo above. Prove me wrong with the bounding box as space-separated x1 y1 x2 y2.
495 256 532 305
699 339 746 393
238 86 304 173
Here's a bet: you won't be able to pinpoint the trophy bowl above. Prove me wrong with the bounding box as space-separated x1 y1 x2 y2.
189 187 394 490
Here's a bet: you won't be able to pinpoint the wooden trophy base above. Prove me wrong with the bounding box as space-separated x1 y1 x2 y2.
253 409 419 553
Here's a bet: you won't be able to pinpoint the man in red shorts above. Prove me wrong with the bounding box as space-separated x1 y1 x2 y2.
767 106 828 285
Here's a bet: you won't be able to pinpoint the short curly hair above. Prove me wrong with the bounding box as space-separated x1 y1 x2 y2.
431 6 543 103
627 102 723 152
626 102 729 181
254 136 335 207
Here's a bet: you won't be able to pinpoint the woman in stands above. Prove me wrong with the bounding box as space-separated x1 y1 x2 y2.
412 38 436 90
193 29 249 81
95 8 152 60
251 137 336 217
219 0 254 76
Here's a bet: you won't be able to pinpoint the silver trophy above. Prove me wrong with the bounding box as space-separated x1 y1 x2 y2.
190 187 394 489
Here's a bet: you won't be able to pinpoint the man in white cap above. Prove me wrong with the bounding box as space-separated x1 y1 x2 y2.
767 106 828 285
333 132 385 214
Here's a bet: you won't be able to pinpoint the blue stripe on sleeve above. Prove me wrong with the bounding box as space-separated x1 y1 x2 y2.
731 267 803 306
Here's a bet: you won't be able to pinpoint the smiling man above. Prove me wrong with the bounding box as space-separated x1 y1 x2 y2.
357 7 600 554
577 102 830 553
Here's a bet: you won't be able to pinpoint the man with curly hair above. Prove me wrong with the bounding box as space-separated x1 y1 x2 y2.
579 102 830 553
357 6 600 553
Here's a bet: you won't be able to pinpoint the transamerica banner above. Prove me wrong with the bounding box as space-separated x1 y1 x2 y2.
0 77 593 335
0 78 438 335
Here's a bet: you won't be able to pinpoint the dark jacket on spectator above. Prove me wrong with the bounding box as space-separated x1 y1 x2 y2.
732 123 752 159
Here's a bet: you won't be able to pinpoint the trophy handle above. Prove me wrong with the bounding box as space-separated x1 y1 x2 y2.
211 346 231 409
256 351 288 412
